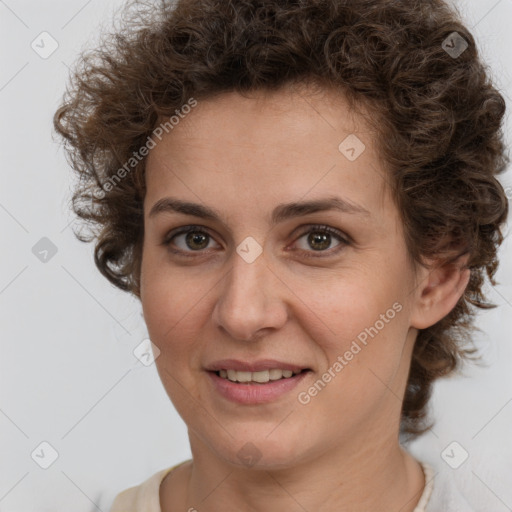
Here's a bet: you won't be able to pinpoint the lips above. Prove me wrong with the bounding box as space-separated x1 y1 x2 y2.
207 369 310 404
204 359 312 404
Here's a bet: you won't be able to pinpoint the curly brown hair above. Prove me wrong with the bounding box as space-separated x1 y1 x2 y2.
53 0 509 440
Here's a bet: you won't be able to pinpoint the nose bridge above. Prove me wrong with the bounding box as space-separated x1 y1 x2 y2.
212 246 287 341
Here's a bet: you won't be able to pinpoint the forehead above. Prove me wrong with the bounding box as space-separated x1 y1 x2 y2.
163 84 371 144
144 85 389 217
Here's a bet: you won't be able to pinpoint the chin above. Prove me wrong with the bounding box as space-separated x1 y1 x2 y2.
211 432 309 470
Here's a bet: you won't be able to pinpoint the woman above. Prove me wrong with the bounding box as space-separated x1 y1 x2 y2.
53 0 509 510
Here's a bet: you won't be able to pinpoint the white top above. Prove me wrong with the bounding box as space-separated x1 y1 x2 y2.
110 459 475 511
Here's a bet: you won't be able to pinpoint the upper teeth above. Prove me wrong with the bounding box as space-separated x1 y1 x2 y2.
219 369 300 383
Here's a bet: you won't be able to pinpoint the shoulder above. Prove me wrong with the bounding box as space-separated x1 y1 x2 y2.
417 461 475 512
109 466 177 512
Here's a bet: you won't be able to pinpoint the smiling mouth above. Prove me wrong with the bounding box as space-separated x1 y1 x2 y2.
213 368 310 384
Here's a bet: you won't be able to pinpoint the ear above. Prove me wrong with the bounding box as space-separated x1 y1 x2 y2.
410 254 471 330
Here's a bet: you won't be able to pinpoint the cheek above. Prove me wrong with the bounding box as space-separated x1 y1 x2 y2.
140 259 208 365
141 246 207 325
289 266 407 352
293 266 411 413
140 267 208 411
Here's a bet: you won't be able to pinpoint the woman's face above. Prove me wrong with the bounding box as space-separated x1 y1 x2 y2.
140 86 424 468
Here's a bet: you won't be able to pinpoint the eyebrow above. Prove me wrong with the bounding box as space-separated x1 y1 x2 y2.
149 196 371 225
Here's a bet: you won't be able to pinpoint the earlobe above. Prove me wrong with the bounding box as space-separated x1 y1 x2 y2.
410 255 471 330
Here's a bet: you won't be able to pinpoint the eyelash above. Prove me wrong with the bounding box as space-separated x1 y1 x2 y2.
160 224 350 259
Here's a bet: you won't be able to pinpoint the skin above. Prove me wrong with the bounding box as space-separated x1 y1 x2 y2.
139 83 470 511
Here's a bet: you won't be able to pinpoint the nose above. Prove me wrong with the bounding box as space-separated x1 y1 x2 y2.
211 248 288 342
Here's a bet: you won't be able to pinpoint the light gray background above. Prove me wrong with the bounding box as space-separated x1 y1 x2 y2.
0 0 511 510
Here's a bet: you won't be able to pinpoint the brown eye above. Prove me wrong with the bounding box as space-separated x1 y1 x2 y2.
306 232 332 251
292 225 349 256
162 226 220 254
184 231 210 250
